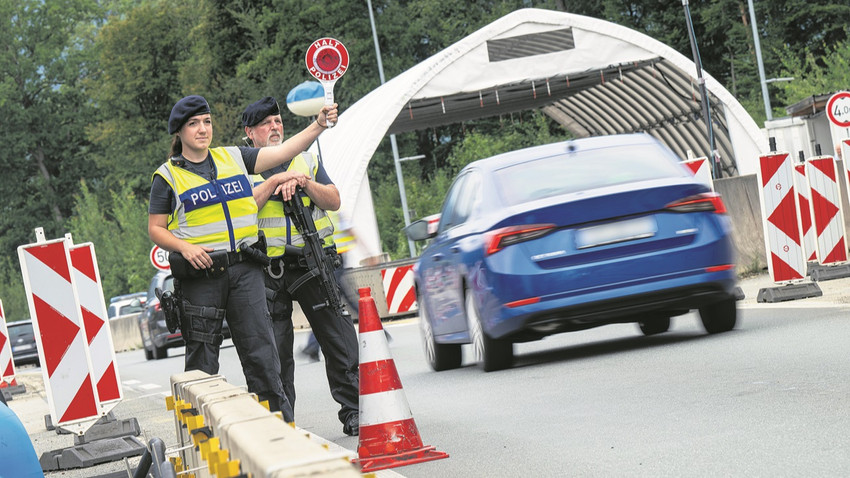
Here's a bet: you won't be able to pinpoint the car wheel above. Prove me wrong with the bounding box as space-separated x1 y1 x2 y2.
699 297 737 334
419 297 461 372
151 341 168 360
140 323 154 360
465 289 512 372
638 316 671 336
147 322 168 359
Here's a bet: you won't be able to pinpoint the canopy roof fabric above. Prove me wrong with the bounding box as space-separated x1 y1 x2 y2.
315 8 766 264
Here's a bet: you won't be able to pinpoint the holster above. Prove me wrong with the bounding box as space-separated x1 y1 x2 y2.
156 287 182 334
182 301 226 346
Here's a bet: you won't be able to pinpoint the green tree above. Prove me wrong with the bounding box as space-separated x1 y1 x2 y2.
774 38 850 106
0 255 28 322
66 181 152 301
0 0 104 262
86 1 200 198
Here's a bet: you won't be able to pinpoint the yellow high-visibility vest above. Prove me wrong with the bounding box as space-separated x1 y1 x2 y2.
252 152 334 258
328 210 355 254
154 147 258 252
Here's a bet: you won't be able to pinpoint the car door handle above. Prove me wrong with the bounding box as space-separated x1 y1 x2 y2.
450 246 460 254
432 253 445 262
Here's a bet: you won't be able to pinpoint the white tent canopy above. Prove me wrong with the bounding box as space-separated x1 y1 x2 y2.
316 8 765 265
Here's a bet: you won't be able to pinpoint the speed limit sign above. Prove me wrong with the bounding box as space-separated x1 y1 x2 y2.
150 245 170 271
826 91 850 128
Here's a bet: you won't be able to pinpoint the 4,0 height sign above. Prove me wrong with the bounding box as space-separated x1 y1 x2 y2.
826 91 850 128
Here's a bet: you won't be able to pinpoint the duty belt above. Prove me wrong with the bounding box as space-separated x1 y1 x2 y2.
269 249 333 269
267 246 337 279
226 250 248 265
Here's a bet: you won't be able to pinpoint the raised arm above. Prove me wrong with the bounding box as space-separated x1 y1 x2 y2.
255 104 338 173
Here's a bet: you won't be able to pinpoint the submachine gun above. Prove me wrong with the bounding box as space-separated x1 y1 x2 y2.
282 188 346 316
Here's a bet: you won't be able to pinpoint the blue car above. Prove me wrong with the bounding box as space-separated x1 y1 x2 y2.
405 134 738 372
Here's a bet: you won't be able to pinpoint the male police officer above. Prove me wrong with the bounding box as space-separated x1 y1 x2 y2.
242 96 360 436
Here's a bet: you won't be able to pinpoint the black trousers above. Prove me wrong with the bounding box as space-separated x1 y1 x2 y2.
264 260 359 425
179 261 293 421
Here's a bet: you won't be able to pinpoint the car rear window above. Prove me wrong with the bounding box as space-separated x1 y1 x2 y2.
119 303 144 316
9 322 34 340
493 143 686 206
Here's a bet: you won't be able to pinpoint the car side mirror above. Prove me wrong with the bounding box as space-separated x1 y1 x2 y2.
130 299 141 307
404 219 437 242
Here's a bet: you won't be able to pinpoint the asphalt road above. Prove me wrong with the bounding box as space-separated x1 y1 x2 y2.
7 270 850 477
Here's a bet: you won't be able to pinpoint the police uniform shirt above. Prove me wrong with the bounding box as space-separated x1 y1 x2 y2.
148 146 260 215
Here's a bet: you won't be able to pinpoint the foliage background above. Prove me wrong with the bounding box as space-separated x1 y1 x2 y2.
1 0 848 320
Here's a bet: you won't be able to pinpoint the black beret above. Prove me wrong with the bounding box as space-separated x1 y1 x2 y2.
168 95 210 134
242 96 281 127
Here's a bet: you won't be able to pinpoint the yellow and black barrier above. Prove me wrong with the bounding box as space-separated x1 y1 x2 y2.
166 370 361 477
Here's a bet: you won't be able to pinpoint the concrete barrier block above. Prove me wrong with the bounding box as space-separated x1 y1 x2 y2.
168 370 358 478
223 415 359 478
170 371 224 398
107 312 143 352
205 395 271 437
341 267 389 317
179 377 240 408
169 371 226 477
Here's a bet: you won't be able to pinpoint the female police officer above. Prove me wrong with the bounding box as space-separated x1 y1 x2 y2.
148 95 337 422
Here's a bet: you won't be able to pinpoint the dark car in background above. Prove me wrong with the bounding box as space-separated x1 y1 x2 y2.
406 134 738 372
7 320 39 367
138 271 230 360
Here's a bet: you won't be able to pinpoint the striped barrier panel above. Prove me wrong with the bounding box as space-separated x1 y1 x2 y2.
0 300 15 386
18 228 103 434
793 164 818 262
381 264 417 315
757 152 806 283
841 138 850 197
68 239 123 413
683 157 714 190
806 155 848 265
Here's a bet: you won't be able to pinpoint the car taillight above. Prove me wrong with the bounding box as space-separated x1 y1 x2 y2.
154 303 161 311
665 192 727 214
485 224 556 256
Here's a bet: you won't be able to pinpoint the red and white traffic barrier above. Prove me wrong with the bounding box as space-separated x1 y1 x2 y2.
683 156 714 190
806 156 848 265
18 229 102 433
793 164 818 262
381 264 417 314
0 300 16 386
757 152 806 283
68 239 123 412
841 138 850 193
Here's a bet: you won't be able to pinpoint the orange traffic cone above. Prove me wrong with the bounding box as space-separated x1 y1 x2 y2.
354 287 449 473
0 378 17 388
